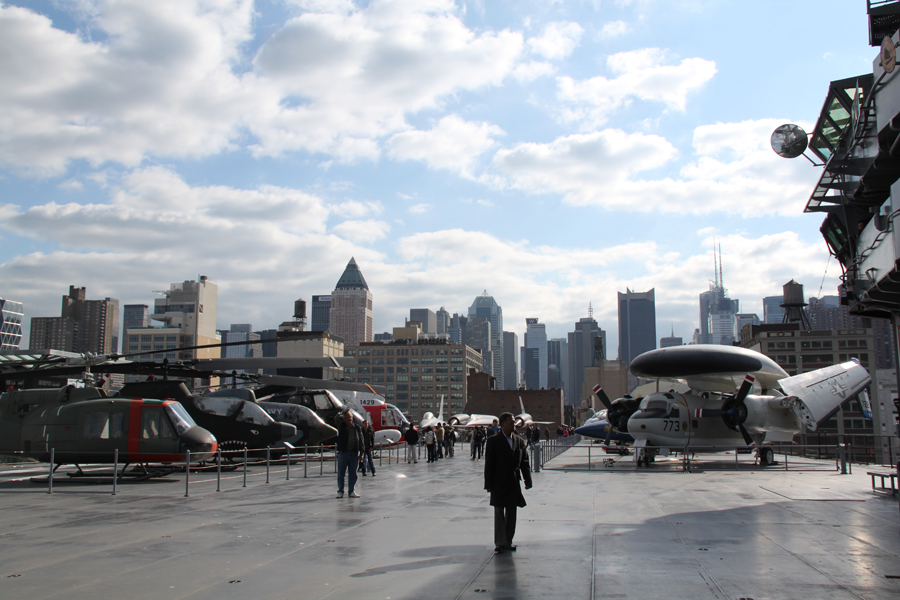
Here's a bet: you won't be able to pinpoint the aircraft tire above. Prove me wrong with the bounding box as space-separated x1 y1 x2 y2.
760 447 773 466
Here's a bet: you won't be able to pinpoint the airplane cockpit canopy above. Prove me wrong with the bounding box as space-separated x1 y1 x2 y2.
192 396 274 426
165 402 196 436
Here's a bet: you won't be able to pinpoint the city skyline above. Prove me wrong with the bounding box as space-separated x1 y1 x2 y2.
0 2 871 355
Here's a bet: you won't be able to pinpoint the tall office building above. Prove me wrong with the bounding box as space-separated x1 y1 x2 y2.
617 288 656 366
547 338 567 391
465 317 492 375
808 293 893 369
329 258 374 346
436 307 450 335
763 296 785 324
409 308 437 334
311 295 332 332
219 324 261 359
697 251 739 345
567 314 604 406
146 276 219 359
502 331 519 390
30 286 119 354
123 304 150 330
449 313 467 345
523 347 541 390
660 324 683 348
523 318 547 389
468 291 504 389
0 297 24 351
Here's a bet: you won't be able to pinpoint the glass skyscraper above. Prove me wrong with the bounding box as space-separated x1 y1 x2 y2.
468 291 503 389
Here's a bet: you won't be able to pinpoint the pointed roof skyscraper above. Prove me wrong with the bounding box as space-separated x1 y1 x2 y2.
330 258 374 346
335 257 369 290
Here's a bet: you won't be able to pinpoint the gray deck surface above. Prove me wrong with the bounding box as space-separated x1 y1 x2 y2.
0 442 898 600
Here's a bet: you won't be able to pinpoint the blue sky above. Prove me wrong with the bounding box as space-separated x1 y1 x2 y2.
0 0 879 356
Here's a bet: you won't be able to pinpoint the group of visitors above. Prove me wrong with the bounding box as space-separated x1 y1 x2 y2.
416 422 456 462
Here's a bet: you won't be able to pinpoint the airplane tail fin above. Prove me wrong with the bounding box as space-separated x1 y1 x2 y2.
437 395 444 422
519 396 525 415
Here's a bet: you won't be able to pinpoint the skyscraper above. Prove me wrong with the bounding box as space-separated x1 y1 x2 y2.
30 286 119 354
436 307 450 335
123 304 150 330
409 308 437 333
147 276 218 359
617 288 656 366
503 331 519 390
523 318 547 389
762 296 786 324
466 317 492 376
468 291 504 389
0 298 23 351
567 313 604 406
311 295 332 332
329 257 374 346
547 338 567 392
697 249 739 345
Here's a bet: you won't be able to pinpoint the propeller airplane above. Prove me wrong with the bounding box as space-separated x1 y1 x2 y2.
590 345 872 467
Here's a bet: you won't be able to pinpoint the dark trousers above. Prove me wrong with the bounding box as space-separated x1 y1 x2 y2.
493 505 517 549
427 443 435 462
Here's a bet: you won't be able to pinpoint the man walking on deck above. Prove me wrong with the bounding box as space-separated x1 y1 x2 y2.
484 412 532 554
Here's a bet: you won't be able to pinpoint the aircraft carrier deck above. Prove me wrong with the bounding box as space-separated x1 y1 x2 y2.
0 441 898 600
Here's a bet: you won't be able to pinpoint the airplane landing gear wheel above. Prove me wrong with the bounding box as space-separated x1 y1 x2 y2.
759 447 774 466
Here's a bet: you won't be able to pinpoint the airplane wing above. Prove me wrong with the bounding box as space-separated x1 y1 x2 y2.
449 413 497 428
777 360 871 431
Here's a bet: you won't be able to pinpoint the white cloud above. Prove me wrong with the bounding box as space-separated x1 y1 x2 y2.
557 48 717 127
332 219 391 242
387 115 504 177
492 119 819 216
409 203 431 214
0 1 527 175
599 20 629 39
333 200 384 219
527 21 584 60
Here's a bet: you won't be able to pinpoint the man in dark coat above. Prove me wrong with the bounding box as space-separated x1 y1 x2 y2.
484 412 532 554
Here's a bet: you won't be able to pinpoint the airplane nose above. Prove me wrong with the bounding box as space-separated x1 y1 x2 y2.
180 426 217 461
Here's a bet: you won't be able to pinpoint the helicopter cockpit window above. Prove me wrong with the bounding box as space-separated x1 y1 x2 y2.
142 408 176 439
236 402 274 426
83 412 125 439
193 396 241 418
164 402 196 436
311 393 340 411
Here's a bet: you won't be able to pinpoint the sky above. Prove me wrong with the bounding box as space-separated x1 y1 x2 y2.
0 0 880 357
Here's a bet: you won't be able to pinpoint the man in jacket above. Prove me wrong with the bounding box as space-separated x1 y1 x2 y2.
405 425 419 463
484 412 532 554
334 409 364 498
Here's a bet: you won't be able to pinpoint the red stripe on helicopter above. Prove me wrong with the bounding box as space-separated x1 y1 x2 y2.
128 398 143 458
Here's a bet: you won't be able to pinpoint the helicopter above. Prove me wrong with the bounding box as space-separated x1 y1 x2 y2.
118 380 299 455
0 384 217 468
594 345 872 467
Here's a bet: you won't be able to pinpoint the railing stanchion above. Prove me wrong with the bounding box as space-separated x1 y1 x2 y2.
304 444 308 478
112 448 119 495
320 444 324 476
243 448 248 488
266 448 270 484
48 449 54 495
216 448 222 492
286 448 291 480
184 450 190 497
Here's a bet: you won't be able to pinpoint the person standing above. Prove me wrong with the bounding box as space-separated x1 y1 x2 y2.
424 426 436 463
358 420 376 476
405 424 419 463
435 424 445 459
334 409 364 498
484 412 532 554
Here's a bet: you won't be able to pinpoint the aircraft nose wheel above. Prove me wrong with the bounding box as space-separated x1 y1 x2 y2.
758 447 774 466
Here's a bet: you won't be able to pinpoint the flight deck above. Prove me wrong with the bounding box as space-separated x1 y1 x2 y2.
0 442 898 600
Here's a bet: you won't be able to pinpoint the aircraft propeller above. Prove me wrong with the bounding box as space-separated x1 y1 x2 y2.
694 375 756 446
592 385 640 446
